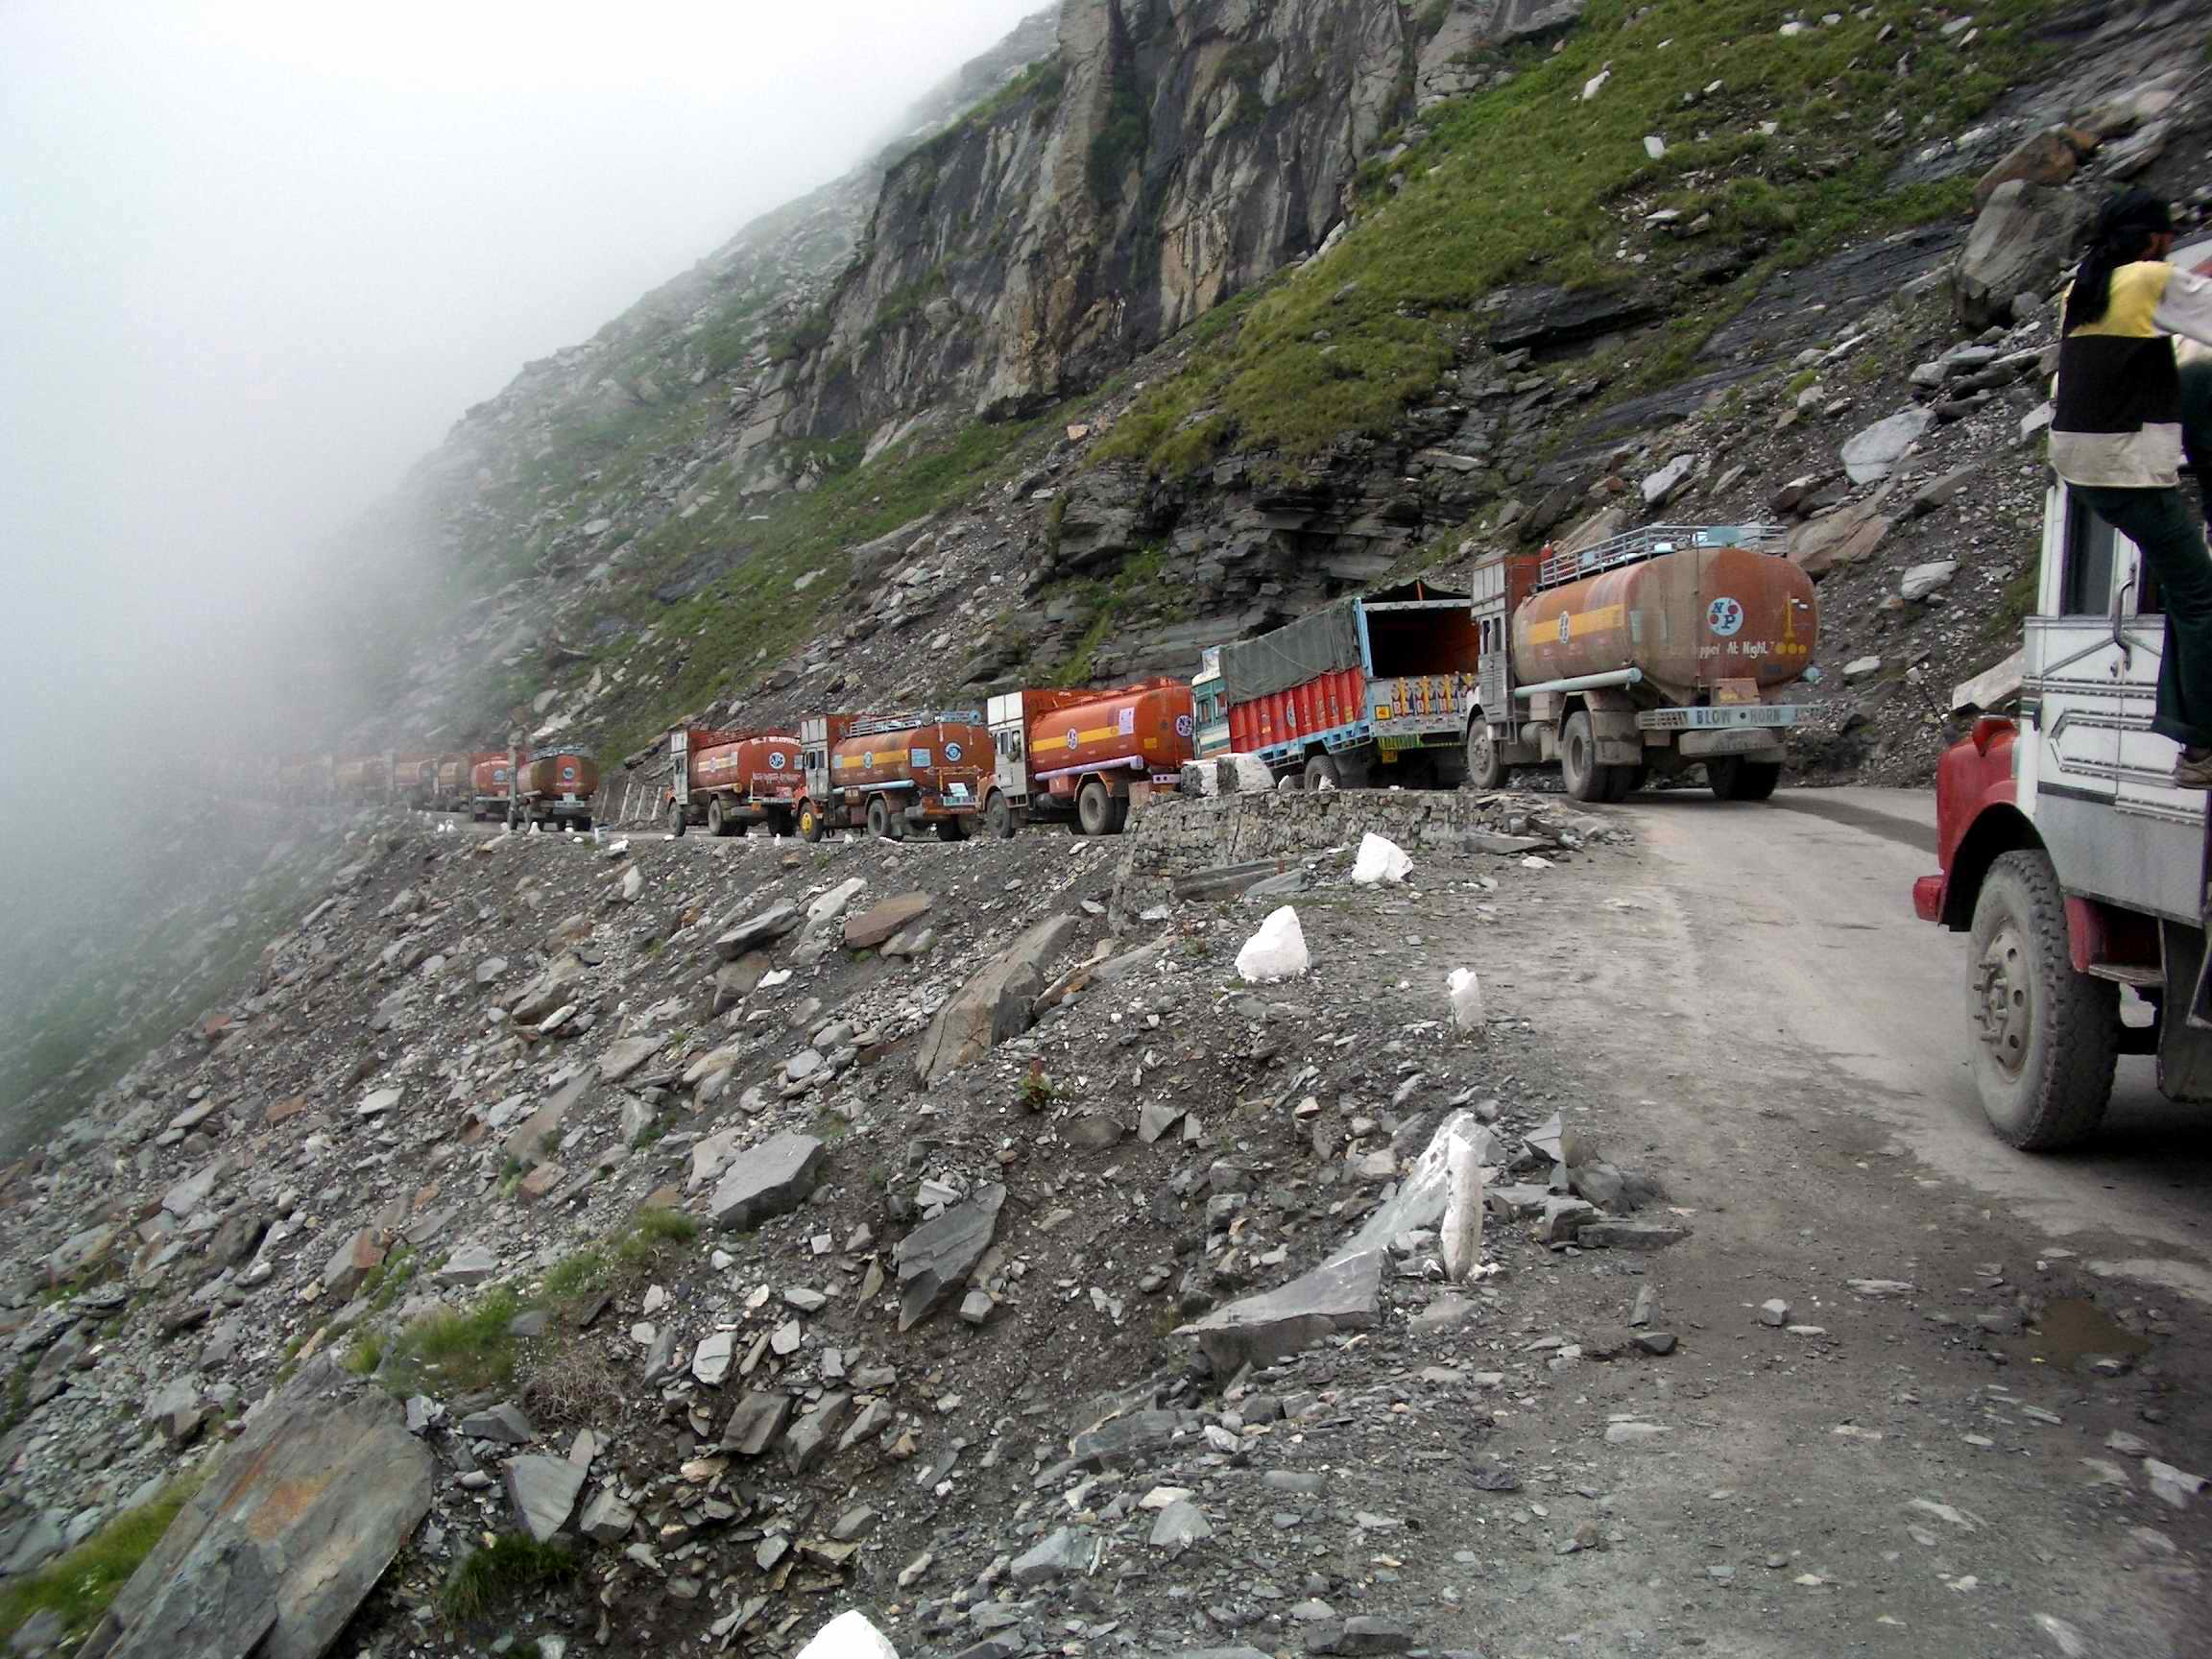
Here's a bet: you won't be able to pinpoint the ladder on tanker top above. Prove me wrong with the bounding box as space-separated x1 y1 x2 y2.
1534 522 1788 591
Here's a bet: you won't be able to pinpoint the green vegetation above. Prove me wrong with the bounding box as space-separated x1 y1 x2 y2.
1019 1062 1057 1112
1088 75 1148 204
0 1477 204 1646
1048 544 1179 685
440 1533 580 1623
1097 0 2064 474
588 413 1052 761
378 1287 525 1395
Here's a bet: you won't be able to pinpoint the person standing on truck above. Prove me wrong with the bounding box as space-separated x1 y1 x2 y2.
2052 190 2212 787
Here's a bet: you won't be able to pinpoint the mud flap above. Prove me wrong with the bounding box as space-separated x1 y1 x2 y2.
2164 919 2212 1098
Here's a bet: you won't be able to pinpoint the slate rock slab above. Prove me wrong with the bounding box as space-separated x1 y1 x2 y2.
83 1380 432 1659
893 1185 1005 1332
709 1133 826 1232
1175 1250 1384 1373
505 1455 586 1542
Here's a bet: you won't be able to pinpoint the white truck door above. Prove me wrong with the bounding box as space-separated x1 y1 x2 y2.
2030 486 2204 922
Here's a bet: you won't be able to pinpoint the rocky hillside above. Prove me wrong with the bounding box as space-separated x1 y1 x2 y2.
342 0 2210 807
5 788 2205 1658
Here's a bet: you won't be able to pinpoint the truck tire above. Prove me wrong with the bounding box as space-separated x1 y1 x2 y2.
1306 754 1343 790
667 803 687 838
936 816 968 843
1708 757 1781 802
1466 722 1507 791
708 797 732 837
1966 850 2119 1150
798 800 825 843
985 791 1016 839
1560 712 1615 804
866 796 892 839
1077 779 1115 836
1107 792 1131 834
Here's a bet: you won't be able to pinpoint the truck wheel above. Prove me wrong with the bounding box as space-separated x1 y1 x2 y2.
1466 723 1507 791
1967 851 2118 1150
985 791 1016 839
1560 713 1615 804
1708 757 1781 802
708 797 732 837
866 796 891 839
1107 793 1131 834
798 801 825 843
1306 754 1342 791
1077 779 1115 836
936 816 968 843
667 803 687 838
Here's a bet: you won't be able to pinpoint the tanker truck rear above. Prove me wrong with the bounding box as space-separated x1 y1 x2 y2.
1210 580 1479 789
794 712 994 842
983 681 1196 837
511 750 599 830
664 728 803 838
1465 523 1817 802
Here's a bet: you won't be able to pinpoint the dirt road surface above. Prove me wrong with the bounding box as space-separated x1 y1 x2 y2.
1402 784 2210 1658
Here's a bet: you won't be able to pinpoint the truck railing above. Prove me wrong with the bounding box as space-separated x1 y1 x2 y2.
1536 523 1786 591
847 709 983 737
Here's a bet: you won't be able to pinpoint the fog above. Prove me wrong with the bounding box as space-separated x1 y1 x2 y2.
0 0 1043 1123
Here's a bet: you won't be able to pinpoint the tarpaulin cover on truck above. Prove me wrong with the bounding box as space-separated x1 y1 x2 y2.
1220 602 1361 704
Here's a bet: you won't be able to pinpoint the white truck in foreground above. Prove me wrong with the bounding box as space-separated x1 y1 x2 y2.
1915 479 2212 1148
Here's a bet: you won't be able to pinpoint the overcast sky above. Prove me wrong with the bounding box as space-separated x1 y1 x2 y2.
0 0 1044 779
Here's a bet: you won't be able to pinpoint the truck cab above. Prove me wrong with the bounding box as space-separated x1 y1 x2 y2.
1916 480 2212 1148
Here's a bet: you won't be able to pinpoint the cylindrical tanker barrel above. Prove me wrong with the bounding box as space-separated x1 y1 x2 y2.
691 733 802 801
1029 680 1198 781
470 757 517 798
830 721 994 818
524 753 601 800
1513 545 1816 702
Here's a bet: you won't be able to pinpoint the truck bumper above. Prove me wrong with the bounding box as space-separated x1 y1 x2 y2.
1911 875 1944 924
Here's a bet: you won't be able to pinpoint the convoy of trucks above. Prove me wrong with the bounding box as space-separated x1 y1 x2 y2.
278 520 1825 839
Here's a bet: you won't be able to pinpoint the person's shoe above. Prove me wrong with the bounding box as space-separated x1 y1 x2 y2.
2174 748 2212 789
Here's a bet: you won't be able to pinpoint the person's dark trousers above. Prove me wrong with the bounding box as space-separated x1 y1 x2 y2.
2182 358 2212 522
2078 482 2212 751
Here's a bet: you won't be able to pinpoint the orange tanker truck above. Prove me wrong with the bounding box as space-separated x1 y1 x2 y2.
1465 522 1817 801
510 749 600 830
984 681 1197 836
469 752 523 820
793 711 993 842
664 727 804 838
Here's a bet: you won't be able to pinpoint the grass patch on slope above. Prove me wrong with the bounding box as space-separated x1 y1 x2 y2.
0 1476 204 1645
1096 0 2064 474
367 1207 701 1396
586 415 1052 759
441 1533 580 1623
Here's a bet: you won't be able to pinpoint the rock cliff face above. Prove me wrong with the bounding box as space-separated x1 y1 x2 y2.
781 0 1431 440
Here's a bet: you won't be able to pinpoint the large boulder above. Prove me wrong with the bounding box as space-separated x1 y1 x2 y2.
1174 1249 1385 1374
913 915 1080 1086
83 1381 433 1659
893 1186 1005 1332
709 1133 826 1231
1955 180 2090 328
508 953 588 1024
